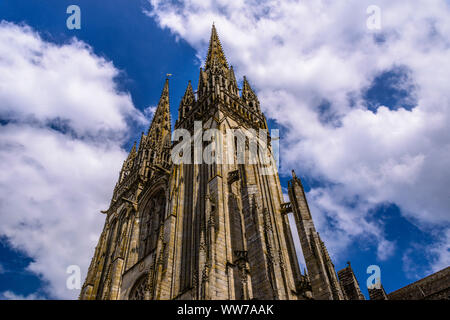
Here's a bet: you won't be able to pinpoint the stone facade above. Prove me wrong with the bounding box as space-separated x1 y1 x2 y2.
367 267 450 300
79 25 347 301
78 25 450 301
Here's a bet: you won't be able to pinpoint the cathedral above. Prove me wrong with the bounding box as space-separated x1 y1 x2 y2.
78 25 366 301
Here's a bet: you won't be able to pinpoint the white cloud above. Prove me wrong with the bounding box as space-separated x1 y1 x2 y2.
377 239 396 262
0 22 145 138
403 229 450 279
144 105 158 121
146 0 450 269
428 229 450 273
0 22 143 298
0 125 125 299
0 290 45 300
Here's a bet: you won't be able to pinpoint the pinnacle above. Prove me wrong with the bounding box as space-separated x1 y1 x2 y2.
242 76 257 99
179 80 195 110
243 75 251 89
184 80 194 96
229 66 237 83
125 141 137 163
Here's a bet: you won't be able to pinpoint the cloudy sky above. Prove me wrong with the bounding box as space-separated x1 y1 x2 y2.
0 0 449 299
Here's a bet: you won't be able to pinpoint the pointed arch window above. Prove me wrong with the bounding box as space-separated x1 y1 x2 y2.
138 189 166 259
129 275 147 300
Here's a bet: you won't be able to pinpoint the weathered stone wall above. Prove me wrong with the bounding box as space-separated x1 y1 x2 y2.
387 267 450 300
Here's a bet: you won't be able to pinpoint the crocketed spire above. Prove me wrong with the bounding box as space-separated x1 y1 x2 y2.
205 24 229 70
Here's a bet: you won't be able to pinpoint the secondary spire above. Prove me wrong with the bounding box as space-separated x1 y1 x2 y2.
148 77 171 136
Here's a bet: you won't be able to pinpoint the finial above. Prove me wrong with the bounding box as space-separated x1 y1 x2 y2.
292 170 297 179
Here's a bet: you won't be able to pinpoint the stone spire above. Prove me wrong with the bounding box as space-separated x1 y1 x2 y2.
148 78 171 137
205 24 229 71
197 25 239 101
145 78 172 169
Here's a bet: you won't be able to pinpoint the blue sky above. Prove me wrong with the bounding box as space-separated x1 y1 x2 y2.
0 0 449 299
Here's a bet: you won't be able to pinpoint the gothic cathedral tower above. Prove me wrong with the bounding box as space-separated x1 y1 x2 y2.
80 25 346 300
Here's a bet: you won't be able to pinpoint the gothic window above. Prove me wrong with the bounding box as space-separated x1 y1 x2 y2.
149 151 155 164
139 190 166 258
115 216 128 258
129 275 147 300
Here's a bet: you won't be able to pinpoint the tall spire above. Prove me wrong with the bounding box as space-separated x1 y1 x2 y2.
205 24 229 70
